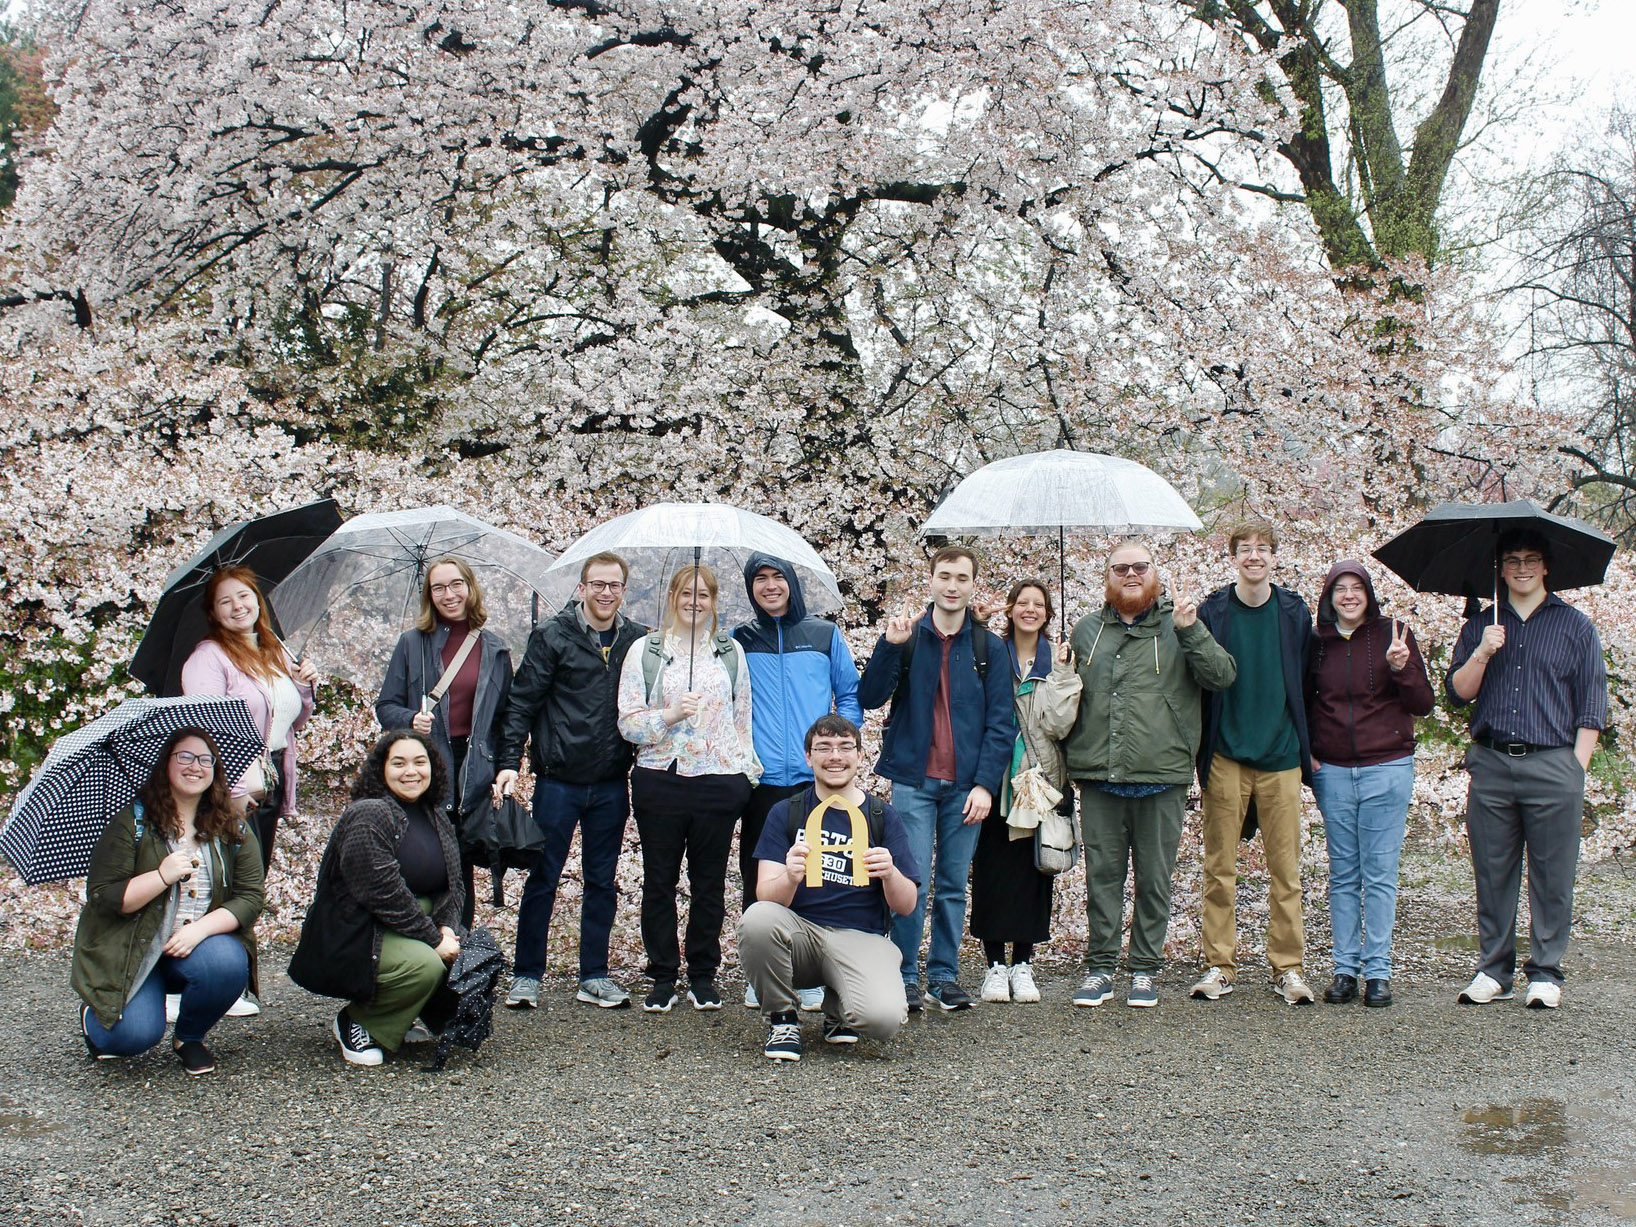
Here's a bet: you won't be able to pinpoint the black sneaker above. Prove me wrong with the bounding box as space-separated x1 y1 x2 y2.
173 1039 217 1076
332 1008 384 1066
904 982 924 1013
927 980 974 1011
822 1018 860 1045
80 1005 118 1061
763 1012 802 1061
687 980 723 1011
643 982 678 1013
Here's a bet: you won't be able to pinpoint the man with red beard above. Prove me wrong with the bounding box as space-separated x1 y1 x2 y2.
1061 542 1236 1008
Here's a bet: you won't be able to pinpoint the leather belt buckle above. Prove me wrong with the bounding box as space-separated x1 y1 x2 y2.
1503 742 1529 757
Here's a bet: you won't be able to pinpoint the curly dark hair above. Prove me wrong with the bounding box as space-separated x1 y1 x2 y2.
350 729 450 808
138 727 244 845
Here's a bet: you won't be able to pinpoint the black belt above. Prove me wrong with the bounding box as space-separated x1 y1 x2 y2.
1475 735 1567 757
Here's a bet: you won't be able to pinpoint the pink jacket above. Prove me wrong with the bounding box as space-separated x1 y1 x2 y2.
181 638 315 815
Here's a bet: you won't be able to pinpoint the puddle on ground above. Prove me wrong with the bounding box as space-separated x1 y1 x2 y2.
1461 1099 1636 1221
0 1093 56 1137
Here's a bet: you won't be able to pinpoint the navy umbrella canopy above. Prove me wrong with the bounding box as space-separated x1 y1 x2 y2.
1373 500 1616 601
129 498 344 696
0 696 265 885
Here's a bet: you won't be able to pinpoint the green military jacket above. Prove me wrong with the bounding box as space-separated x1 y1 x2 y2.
70 804 265 1027
1062 597 1238 785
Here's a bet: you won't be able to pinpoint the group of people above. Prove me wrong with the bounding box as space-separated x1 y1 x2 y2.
69 516 1607 1072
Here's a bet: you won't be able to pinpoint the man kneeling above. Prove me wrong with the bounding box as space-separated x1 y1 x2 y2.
741 715 920 1061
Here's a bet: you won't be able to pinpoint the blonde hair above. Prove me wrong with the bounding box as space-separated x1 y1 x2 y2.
663 563 719 636
416 556 489 632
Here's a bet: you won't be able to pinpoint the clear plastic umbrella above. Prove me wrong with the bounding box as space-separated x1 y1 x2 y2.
919 450 1203 632
543 502 844 630
271 506 557 688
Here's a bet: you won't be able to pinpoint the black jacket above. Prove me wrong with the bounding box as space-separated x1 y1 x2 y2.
375 624 513 818
496 604 649 784
1196 583 1315 788
288 796 464 1004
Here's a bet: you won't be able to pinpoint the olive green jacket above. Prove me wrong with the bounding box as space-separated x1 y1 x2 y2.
1063 597 1238 785
70 804 265 1028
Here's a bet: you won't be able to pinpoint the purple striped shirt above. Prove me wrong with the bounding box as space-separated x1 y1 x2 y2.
1445 594 1607 746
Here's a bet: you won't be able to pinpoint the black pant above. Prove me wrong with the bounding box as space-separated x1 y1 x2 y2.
738 782 809 913
247 758 285 876
448 737 477 929
632 766 753 985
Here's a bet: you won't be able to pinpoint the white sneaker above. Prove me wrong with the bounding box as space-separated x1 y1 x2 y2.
1189 967 1234 1000
1272 970 1316 1005
225 991 261 1018
1457 972 1513 1004
980 963 1011 1003
743 983 759 1010
1524 980 1562 1010
1009 962 1041 1004
164 994 181 1023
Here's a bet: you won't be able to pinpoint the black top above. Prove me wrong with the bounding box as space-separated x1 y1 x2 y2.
396 800 449 896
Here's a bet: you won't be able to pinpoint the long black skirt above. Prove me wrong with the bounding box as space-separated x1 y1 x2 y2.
968 807 1053 944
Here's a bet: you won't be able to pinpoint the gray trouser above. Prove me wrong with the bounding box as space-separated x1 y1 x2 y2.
1078 784 1186 975
1465 743 1584 988
739 902 907 1042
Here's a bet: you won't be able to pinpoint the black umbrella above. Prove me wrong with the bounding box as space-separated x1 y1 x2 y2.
1373 500 1616 615
130 499 344 696
424 925 508 1071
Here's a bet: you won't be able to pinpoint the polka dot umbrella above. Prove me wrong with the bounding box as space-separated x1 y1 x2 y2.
0 696 264 885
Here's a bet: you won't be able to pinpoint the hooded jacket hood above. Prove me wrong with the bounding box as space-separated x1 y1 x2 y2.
1317 560 1382 632
743 552 809 627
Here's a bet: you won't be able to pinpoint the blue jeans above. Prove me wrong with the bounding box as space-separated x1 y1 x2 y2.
890 778 982 986
1311 755 1415 980
513 777 630 980
83 933 248 1053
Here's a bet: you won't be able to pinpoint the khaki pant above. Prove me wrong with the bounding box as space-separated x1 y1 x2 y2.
1200 756 1305 978
739 902 907 1042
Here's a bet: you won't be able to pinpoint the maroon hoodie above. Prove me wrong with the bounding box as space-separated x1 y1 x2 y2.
1307 561 1435 767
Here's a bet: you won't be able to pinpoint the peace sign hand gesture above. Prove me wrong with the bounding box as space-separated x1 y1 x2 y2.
884 599 919 645
1171 574 1199 629
1385 618 1411 672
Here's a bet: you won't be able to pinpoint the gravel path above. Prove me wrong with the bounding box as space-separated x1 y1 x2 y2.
6 864 1636 1226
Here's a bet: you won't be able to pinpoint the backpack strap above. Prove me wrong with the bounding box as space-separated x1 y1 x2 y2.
643 631 740 703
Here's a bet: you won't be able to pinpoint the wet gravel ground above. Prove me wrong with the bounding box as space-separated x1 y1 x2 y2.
6 864 1636 1227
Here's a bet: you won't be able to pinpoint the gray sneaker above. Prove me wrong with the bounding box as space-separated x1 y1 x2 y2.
1072 972 1116 1007
576 977 631 1009
797 986 825 1012
505 975 541 1009
1126 972 1158 1008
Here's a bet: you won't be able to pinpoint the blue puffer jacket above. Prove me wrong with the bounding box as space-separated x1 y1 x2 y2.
732 553 863 786
856 609 1015 794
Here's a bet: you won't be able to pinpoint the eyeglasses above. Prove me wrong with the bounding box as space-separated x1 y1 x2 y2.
584 580 626 594
171 751 216 768
1109 562 1152 577
1500 553 1544 570
809 741 861 755
1234 544 1274 557
429 580 468 596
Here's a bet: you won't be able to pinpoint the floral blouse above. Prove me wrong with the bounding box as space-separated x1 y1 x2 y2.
617 634 761 782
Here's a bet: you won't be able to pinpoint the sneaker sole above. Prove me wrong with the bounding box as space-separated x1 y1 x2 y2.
980 991 1011 1003
176 1055 218 1076
504 997 539 1010
1525 996 1560 1010
1457 991 1513 1004
1190 983 1234 1000
1126 996 1158 1008
823 1032 860 1045
763 1049 802 1061
224 1002 261 1018
688 996 723 1011
576 990 632 1009
643 997 678 1014
1072 987 1114 1007
931 998 972 1012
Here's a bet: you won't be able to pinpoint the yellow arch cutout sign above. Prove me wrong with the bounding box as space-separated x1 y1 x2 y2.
802 795 870 888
